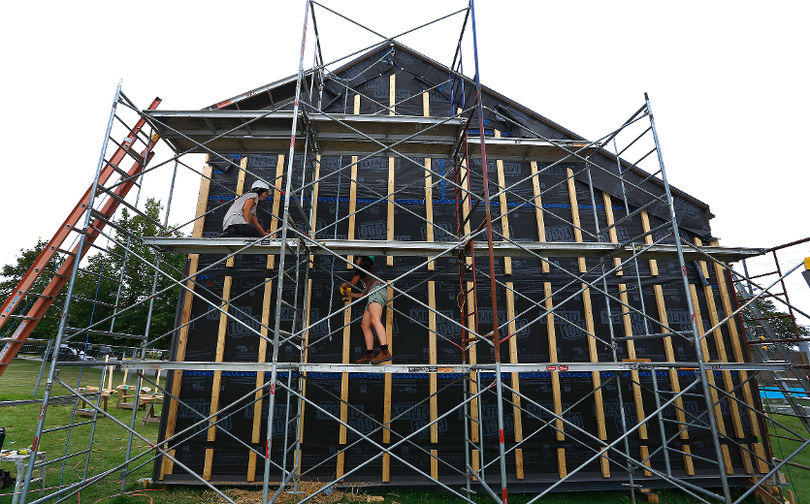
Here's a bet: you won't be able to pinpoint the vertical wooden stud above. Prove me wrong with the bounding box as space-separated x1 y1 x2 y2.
347 94 360 267
161 159 212 478
530 161 549 274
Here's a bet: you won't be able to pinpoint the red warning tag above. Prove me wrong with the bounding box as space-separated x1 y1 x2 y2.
546 365 557 371
559 365 569 371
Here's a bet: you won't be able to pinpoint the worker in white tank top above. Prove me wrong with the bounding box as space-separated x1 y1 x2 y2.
221 180 271 237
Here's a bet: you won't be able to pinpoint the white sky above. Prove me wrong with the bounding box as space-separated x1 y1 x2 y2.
0 1 807 324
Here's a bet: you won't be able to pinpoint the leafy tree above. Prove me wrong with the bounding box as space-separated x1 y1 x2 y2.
0 198 184 350
0 240 64 341
737 295 809 353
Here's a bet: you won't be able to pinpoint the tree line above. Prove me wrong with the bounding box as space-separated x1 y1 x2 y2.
0 198 184 351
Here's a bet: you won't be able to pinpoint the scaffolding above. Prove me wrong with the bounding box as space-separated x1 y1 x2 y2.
2 2 810 504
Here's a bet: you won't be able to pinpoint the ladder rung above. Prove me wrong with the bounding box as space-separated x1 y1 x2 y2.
7 314 39 321
56 248 76 256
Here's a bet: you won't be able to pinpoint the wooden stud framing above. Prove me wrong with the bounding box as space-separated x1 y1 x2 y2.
161 159 213 478
694 237 749 473
601 193 650 470
505 282 524 478
382 285 394 482
309 155 321 268
711 239 760 474
204 158 247 478
529 161 549 274
601 192 623 275
544 282 564 442
557 448 567 478
387 156 395 267
494 130 512 275
466 282 479 443
688 284 733 473
337 293 352 478
347 94 360 267
297 279 313 446
267 155 285 269
247 279 272 482
565 167 587 274
423 92 435 272
428 281 438 444
203 274 233 478
640 210 659 276
640 209 694 473
387 75 395 266
694 239 745 434
582 286 609 477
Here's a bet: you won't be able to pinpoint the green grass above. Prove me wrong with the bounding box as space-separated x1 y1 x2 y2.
768 413 810 503
1 359 807 503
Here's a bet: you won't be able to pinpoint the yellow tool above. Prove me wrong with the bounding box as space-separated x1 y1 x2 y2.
339 284 352 302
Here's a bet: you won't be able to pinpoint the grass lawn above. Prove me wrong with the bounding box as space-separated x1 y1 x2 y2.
0 359 806 503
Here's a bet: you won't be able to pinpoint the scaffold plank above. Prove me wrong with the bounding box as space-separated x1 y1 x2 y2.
116 359 788 373
143 109 603 160
141 236 765 262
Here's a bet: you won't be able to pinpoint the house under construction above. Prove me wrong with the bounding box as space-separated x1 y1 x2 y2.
2 2 810 504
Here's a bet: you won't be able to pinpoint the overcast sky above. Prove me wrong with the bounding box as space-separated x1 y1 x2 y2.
1 1 807 323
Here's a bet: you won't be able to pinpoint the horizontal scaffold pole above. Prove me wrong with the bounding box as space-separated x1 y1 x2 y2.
142 236 765 262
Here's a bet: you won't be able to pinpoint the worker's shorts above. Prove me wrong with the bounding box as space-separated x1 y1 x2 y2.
365 285 388 311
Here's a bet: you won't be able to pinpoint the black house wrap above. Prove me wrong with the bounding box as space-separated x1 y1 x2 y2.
153 42 766 489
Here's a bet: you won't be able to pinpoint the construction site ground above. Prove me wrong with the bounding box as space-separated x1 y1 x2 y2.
3 360 803 504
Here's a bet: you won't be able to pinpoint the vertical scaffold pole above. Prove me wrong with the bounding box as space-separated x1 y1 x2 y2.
262 2 310 503
645 92 732 503
469 1 508 502
121 156 174 493
19 81 123 504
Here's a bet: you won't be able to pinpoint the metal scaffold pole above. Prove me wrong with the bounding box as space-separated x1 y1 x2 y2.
5 4 810 504
645 92 732 503
262 2 311 503
18 81 123 504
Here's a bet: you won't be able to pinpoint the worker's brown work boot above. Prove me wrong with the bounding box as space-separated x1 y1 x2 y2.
371 348 392 364
356 351 376 364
